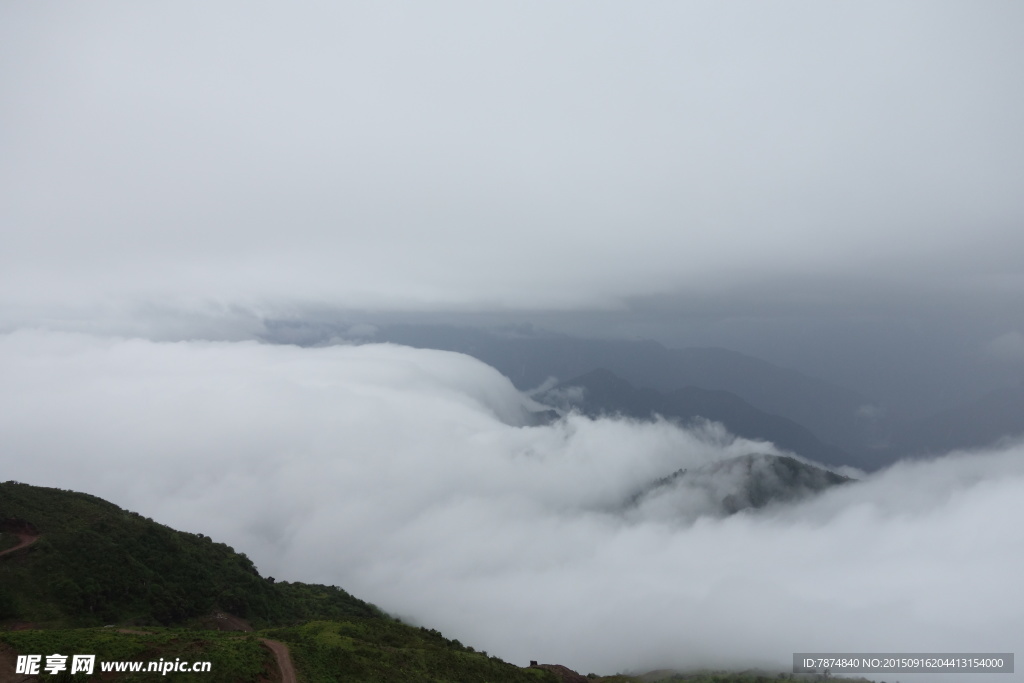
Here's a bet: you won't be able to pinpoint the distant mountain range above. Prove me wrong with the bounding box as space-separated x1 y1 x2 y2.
540 368 851 468
364 325 1023 469
885 382 1024 457
360 324 885 468
260 321 1023 470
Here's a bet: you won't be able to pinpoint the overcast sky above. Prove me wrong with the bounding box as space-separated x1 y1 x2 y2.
2 2 1023 313
3 2 1024 410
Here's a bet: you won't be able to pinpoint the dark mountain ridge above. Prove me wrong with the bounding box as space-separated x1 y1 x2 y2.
629 453 853 518
354 324 887 469
542 368 851 468
885 381 1024 457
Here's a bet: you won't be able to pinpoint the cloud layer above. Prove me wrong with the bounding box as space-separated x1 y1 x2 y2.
2 2 1023 314
2 331 1020 680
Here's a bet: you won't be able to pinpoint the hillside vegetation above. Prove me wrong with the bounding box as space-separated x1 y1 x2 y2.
0 481 381 628
262 621 555 683
0 628 273 683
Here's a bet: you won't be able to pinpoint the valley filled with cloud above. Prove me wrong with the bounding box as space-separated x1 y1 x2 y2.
2 331 1020 677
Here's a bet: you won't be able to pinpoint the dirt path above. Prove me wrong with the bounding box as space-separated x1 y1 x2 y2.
260 639 297 683
0 533 38 559
0 643 35 683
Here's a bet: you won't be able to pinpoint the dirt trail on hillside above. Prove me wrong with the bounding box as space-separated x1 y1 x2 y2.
0 533 38 559
260 639 297 683
0 530 297 683
0 643 33 683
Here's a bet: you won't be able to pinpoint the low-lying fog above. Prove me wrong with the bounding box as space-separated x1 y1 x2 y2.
3 330 1019 681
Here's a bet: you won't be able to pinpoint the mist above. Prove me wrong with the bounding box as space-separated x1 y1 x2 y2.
2 330 1019 679
3 2 1023 678
2 2 1023 317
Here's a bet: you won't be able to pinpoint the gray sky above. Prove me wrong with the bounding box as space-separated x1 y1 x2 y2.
2 2 1022 317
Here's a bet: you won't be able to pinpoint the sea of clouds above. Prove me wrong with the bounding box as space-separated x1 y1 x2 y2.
2 329 1021 680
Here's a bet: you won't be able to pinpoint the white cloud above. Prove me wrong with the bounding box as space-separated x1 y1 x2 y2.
1 330 1020 681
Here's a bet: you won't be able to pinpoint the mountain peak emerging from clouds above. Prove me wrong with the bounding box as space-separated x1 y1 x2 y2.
647 453 851 512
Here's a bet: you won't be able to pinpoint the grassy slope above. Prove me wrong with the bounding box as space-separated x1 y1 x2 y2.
0 628 273 683
264 621 555 683
0 531 21 553
0 481 381 628
0 622 564 683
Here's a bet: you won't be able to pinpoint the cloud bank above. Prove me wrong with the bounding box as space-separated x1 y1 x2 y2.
2 2 1023 315
2 331 1020 680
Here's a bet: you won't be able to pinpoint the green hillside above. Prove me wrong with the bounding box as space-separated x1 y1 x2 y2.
0 625 564 683
0 481 381 629
262 621 555 683
0 628 274 683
